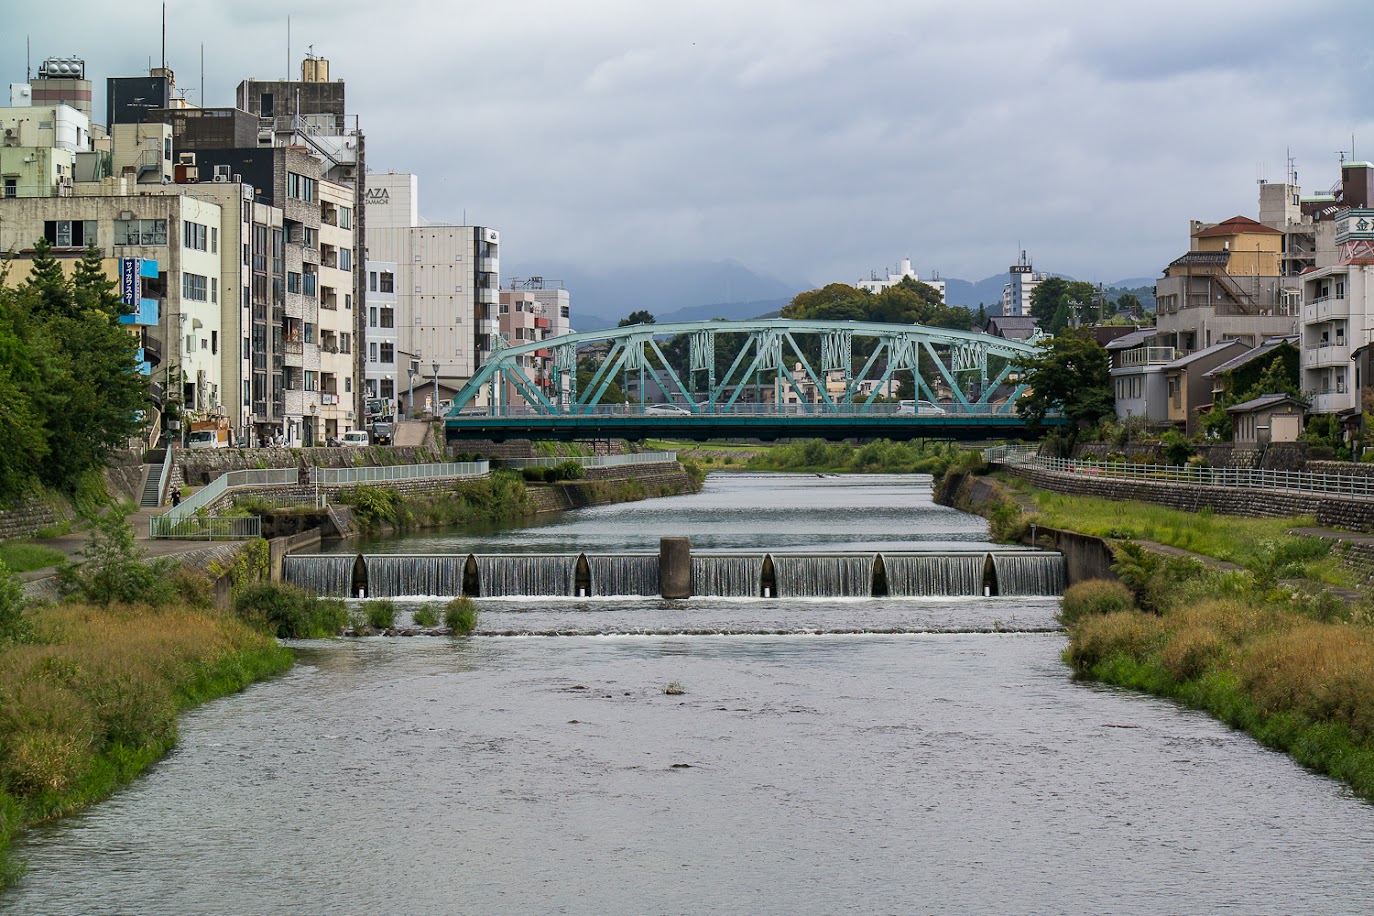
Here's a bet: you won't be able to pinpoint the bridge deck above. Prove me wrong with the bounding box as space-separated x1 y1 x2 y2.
445 413 1050 442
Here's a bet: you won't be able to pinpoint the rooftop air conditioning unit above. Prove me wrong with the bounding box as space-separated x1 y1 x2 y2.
177 152 196 165
212 164 231 183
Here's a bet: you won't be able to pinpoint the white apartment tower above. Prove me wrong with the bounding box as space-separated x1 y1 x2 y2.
364 172 500 405
1001 251 1046 317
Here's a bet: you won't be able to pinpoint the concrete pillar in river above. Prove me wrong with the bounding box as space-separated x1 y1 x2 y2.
660 537 691 599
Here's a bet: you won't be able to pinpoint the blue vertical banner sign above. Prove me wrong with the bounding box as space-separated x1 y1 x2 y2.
120 257 142 307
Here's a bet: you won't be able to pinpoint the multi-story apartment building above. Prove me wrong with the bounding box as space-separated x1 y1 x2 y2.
236 57 367 426
316 179 356 441
365 172 500 406
1267 159 1374 417
1001 251 1046 317
190 146 327 445
0 189 226 415
1152 215 1298 352
364 260 399 411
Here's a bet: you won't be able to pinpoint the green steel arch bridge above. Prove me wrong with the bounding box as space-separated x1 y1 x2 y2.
444 318 1055 442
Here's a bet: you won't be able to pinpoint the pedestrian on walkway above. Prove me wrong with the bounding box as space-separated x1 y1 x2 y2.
170 485 181 507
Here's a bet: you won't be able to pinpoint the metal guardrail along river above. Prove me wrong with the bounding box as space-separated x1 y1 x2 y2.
986 447 1374 498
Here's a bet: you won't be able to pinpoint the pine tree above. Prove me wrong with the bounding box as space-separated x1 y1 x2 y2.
23 237 73 318
73 243 127 317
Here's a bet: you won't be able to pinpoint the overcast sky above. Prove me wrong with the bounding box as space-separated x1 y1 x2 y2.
10 0 1374 287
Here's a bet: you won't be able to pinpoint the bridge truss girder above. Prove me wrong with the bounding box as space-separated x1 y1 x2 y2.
451 319 1043 417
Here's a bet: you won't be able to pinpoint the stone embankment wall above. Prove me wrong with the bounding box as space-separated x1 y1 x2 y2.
174 446 449 488
0 493 74 543
1071 441 1310 471
998 464 1374 533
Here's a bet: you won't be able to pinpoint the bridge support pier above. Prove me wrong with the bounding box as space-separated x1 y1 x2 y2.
660 537 692 599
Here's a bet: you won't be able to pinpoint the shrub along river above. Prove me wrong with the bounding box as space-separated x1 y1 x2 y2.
4 474 1374 914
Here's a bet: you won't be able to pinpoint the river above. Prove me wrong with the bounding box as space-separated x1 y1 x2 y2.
4 473 1373 914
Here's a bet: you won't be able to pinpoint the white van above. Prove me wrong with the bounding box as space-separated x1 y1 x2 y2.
340 430 370 447
897 400 947 416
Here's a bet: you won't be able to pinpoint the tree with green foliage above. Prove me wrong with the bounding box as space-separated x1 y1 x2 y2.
618 310 656 327
0 246 149 504
1196 348 1303 441
1018 330 1113 432
1029 277 1100 334
22 237 73 319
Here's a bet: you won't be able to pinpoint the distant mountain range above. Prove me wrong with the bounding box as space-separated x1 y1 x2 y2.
502 259 1156 329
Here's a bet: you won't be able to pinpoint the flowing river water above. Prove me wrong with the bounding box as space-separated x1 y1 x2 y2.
5 473 1374 914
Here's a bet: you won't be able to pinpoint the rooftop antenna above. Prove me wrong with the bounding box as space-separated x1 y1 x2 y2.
287 15 291 81
161 3 166 73
25 35 29 80
200 43 204 108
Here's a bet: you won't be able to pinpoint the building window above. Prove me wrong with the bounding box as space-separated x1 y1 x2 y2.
287 172 316 202
114 219 168 246
287 272 302 294
304 370 317 392
45 220 97 247
181 273 208 301
369 307 378 328
368 342 378 363
344 294 351 310
339 248 352 272
302 227 316 249
379 271 394 293
369 271 377 292
211 226 218 254
340 332 351 353
183 220 208 251
380 343 394 364
380 379 395 399
380 308 394 329
211 277 218 303
3 178 15 198
339 207 352 229
345 376 352 392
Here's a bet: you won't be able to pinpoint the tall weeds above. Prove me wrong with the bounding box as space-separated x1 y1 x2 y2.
0 602 291 884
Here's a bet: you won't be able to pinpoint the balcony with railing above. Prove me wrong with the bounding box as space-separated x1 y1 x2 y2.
1116 346 1177 368
1303 295 1349 323
1305 340 1349 367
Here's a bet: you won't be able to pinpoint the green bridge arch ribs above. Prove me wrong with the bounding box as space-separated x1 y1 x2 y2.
449 318 1045 418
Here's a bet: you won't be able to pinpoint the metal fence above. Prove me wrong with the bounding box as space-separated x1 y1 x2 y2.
502 452 677 469
987 449 1374 498
148 515 263 540
313 461 490 485
150 468 297 539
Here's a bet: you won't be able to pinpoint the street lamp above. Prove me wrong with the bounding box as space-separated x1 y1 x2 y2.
309 402 317 448
432 362 440 417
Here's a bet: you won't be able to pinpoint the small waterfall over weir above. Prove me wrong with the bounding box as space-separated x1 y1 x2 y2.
366 555 467 598
281 547 1066 600
588 555 660 597
772 555 874 598
692 556 765 598
882 554 985 597
991 554 1066 597
477 554 578 598
282 555 356 597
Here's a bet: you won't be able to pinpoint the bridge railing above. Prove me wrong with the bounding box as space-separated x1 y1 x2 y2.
988 450 1374 498
313 461 490 485
149 515 263 540
502 452 677 469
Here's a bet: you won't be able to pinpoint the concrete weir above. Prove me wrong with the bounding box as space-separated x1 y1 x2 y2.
281 541 1065 600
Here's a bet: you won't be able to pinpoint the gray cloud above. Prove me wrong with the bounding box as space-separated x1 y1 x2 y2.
8 0 1374 289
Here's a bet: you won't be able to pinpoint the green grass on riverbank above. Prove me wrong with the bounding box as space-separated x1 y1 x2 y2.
998 476 1353 589
0 601 291 886
0 543 66 574
1066 588 1374 801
